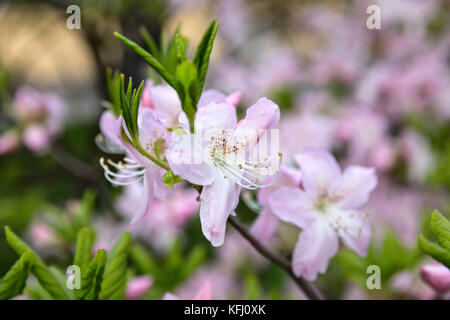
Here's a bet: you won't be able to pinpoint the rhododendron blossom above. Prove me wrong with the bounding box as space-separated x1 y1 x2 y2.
167 97 281 246
269 148 377 281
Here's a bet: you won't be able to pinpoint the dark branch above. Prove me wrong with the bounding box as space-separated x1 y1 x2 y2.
228 216 324 300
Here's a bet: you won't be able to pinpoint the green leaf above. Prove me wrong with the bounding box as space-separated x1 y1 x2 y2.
139 26 160 60
114 32 176 88
76 249 107 300
180 246 206 281
167 125 187 136
4 227 67 299
175 61 199 132
154 139 166 160
73 228 95 281
73 189 96 229
430 210 450 251
49 266 74 300
193 19 219 95
162 170 181 189
99 231 131 300
131 81 145 139
0 251 33 300
130 244 161 277
418 235 450 268
175 33 187 63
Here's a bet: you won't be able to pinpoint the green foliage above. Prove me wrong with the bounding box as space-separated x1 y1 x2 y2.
192 19 219 96
103 68 122 116
0 251 33 300
4 226 67 300
130 240 206 294
99 231 131 300
162 169 182 189
77 249 107 300
337 230 421 287
418 210 450 267
114 19 219 134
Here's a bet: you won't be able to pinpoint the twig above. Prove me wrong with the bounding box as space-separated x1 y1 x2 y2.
51 144 99 182
228 217 324 300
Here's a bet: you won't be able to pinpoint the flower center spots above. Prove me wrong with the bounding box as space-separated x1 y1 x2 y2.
206 129 281 190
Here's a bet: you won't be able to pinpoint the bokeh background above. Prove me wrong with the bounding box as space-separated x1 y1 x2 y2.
0 0 449 299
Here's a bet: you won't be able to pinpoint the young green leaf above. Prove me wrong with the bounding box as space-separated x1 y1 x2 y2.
175 33 187 63
139 26 160 60
73 228 96 280
130 244 161 278
193 19 219 96
114 32 176 88
76 249 107 300
49 266 75 300
430 210 450 251
162 170 182 189
99 231 131 300
4 227 67 299
418 235 450 268
0 251 33 300
175 61 199 132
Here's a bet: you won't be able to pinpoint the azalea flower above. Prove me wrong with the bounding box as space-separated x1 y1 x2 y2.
98 83 240 226
269 148 377 281
98 82 181 225
167 97 281 246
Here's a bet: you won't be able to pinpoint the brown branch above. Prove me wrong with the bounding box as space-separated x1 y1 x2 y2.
228 217 324 300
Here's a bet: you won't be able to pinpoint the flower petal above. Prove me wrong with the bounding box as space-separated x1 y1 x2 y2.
99 111 122 147
149 84 181 123
166 134 216 186
332 166 377 209
200 171 241 247
294 148 342 199
250 207 279 242
130 169 156 226
195 102 237 132
236 97 280 131
292 221 339 281
333 209 371 257
268 187 316 229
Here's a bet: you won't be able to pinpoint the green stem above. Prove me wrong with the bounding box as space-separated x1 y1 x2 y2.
135 143 170 171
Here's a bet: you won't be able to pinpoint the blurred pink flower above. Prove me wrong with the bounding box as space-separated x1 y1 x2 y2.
420 263 450 294
0 130 19 155
22 124 50 153
269 148 377 281
167 97 280 246
125 275 153 299
163 281 213 300
10 87 66 153
116 183 199 251
30 222 58 248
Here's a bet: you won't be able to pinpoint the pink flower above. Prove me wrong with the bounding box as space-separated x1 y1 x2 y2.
250 165 302 242
116 183 199 251
98 81 183 225
167 97 280 247
163 281 213 300
420 263 450 294
269 148 377 281
0 130 19 155
11 87 66 153
125 275 153 299
22 124 50 153
29 222 58 248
